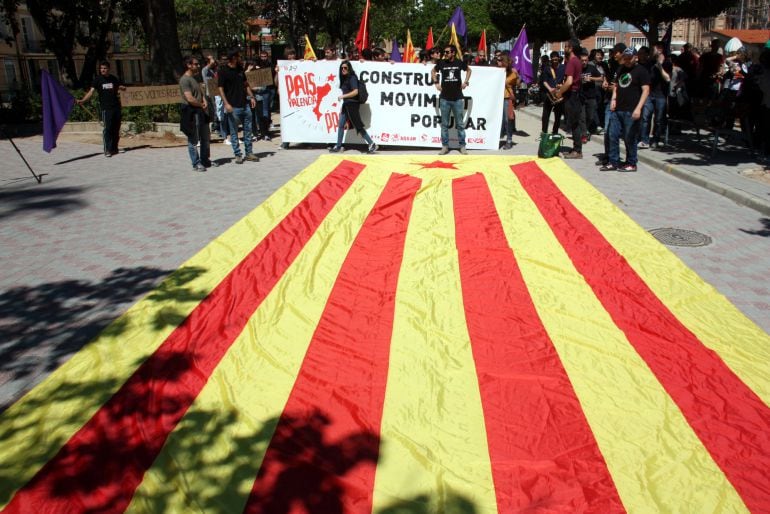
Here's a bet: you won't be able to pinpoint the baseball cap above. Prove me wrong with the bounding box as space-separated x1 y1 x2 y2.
622 47 637 56
612 43 627 53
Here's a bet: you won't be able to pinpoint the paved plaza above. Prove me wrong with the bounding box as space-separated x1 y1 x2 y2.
1 106 769 411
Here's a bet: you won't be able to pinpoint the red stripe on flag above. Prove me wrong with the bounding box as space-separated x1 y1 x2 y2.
4 160 366 514
453 173 625 513
512 161 770 512
244 172 420 512
243 172 421 514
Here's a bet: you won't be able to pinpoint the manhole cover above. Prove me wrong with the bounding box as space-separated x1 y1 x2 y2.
649 228 712 247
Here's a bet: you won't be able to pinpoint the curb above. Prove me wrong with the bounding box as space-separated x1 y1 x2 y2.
634 151 770 217
518 106 770 217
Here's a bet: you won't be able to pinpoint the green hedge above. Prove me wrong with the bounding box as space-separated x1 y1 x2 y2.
2 87 181 134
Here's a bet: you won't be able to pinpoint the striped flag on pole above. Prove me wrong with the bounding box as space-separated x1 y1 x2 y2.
0 156 768 513
303 34 317 60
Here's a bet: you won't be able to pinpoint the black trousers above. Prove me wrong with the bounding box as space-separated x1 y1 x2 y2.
102 107 121 154
564 93 583 153
541 97 563 133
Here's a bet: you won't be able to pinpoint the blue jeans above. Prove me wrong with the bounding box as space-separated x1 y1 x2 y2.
501 99 513 143
603 102 615 158
186 110 211 166
641 95 667 144
608 110 641 166
261 87 275 120
439 98 466 147
226 106 253 157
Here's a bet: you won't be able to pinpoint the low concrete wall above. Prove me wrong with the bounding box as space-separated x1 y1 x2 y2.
62 121 183 136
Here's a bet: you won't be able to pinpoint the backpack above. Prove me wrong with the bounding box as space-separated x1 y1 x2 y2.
356 77 369 103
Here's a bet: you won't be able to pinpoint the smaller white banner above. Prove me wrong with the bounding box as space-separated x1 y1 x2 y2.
277 60 505 150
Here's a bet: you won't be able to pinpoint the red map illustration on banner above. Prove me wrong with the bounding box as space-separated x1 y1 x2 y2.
312 83 332 121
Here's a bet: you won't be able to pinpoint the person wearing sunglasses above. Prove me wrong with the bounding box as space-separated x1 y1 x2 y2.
329 61 377 154
431 45 472 154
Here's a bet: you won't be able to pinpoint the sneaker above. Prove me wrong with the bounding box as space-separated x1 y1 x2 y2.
458 146 468 155
599 163 618 171
654 141 664 149
638 141 649 149
202 160 219 168
329 146 342 153
367 142 378 154
503 142 513 150
223 139 231 145
104 151 112 158
235 155 244 164
438 146 449 155
596 127 604 135
263 135 271 142
194 163 207 172
619 163 637 172
563 151 582 159
243 153 259 162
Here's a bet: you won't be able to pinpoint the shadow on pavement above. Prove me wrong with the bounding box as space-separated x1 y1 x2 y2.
0 265 209 413
54 153 104 165
0 186 87 220
740 217 770 237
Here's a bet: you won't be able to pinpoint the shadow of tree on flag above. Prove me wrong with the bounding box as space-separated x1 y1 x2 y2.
0 265 210 413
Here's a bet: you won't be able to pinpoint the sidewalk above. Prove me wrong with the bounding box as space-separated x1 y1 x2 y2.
518 104 770 216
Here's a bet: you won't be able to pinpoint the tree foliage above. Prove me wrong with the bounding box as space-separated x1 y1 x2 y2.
487 0 602 44
175 0 260 53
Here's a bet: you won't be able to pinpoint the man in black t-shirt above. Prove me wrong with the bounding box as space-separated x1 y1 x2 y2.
579 50 602 137
78 61 126 157
640 43 672 148
601 48 650 172
432 45 472 154
218 49 258 164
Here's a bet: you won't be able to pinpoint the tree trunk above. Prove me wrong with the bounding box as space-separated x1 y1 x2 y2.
77 0 117 88
26 0 78 86
144 0 183 84
562 0 578 40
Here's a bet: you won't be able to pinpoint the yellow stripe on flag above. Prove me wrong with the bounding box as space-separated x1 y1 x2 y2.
372 176 498 512
485 160 748 512
125 161 390 512
540 160 770 406
0 157 343 508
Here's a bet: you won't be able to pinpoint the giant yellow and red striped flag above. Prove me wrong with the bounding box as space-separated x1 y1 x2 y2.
1 156 769 513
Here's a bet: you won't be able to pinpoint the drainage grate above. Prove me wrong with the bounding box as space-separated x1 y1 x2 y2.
649 228 712 247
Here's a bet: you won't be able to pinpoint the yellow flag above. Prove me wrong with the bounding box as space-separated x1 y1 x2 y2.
449 23 463 57
303 34 317 60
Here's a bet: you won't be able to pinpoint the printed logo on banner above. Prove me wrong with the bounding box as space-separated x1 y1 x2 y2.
281 65 341 135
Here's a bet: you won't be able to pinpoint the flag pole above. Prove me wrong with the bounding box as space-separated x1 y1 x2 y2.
1 125 45 183
434 25 448 47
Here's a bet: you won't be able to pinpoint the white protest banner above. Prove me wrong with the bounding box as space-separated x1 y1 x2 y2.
277 60 504 149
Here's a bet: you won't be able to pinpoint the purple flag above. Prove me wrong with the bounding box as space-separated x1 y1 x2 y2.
510 27 534 84
447 6 467 39
390 39 402 62
41 69 75 153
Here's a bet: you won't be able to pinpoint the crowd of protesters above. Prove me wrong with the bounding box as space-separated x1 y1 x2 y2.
80 34 770 172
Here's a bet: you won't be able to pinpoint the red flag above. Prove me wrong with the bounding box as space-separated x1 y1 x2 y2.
425 27 434 50
478 29 488 59
355 0 371 54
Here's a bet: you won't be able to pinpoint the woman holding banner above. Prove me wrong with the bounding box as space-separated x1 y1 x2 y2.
329 60 377 154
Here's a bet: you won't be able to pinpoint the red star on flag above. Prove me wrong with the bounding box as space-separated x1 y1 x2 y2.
327 74 336 82
414 160 458 169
